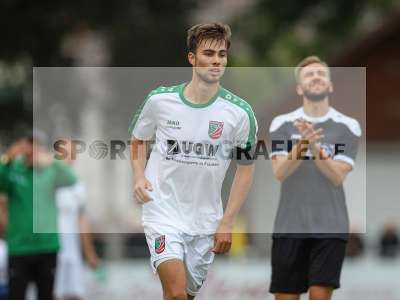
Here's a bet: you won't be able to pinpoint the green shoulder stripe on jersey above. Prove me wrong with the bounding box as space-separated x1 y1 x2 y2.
220 87 257 148
128 84 181 134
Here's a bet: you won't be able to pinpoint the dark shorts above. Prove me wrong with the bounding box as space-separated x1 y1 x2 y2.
8 252 57 300
270 238 346 294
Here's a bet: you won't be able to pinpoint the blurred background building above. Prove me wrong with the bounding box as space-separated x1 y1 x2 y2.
1 1 400 299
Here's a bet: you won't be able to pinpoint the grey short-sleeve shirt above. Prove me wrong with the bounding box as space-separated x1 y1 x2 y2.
269 107 361 240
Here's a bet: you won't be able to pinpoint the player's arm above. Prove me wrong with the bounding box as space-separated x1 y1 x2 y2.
308 121 360 186
311 146 352 186
214 108 258 254
79 213 98 269
128 90 157 204
0 163 10 237
54 155 78 188
213 162 255 254
0 194 7 237
0 138 27 165
271 142 306 182
271 129 321 182
130 137 153 203
270 118 322 181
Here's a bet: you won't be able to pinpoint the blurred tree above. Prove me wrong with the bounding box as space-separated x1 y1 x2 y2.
0 0 199 66
0 0 201 140
230 0 399 66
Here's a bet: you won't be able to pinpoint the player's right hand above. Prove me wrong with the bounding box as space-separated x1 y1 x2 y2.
134 176 153 204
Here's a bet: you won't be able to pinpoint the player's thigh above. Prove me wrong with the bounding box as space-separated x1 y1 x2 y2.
275 294 301 300
184 235 214 297
157 259 187 299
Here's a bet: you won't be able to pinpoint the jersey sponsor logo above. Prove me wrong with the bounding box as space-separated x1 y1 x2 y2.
208 121 224 139
166 120 181 130
167 120 180 126
166 140 220 157
155 235 166 254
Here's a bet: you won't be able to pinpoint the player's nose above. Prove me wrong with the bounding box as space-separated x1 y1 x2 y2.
212 54 222 66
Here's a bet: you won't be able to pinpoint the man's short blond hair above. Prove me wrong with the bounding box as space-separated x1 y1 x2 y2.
294 56 330 83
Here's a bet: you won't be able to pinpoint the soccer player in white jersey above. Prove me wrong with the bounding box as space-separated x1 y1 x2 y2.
54 139 98 300
269 56 361 300
129 23 258 300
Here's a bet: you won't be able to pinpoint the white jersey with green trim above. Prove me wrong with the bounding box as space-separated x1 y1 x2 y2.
129 83 258 235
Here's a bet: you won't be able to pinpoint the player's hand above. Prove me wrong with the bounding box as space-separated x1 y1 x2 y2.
35 150 53 167
134 176 153 204
212 221 233 254
294 119 324 145
6 139 27 161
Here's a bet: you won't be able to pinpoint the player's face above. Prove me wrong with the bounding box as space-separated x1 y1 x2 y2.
297 63 333 102
189 39 227 84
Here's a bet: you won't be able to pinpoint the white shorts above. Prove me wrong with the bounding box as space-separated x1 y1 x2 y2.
54 256 84 298
144 224 215 297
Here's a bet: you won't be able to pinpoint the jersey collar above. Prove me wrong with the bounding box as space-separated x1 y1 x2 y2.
300 107 334 123
178 83 221 108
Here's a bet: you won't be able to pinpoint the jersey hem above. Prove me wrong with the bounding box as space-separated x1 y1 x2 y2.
8 246 59 257
143 220 217 236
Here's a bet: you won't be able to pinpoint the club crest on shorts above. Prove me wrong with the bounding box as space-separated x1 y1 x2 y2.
208 121 224 139
155 235 166 254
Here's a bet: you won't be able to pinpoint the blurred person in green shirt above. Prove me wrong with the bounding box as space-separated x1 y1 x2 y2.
0 130 77 300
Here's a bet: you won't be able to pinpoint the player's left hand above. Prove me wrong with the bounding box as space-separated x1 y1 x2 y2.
212 222 233 254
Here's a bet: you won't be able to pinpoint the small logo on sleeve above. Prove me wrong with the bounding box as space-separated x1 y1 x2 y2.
208 121 224 139
155 235 166 254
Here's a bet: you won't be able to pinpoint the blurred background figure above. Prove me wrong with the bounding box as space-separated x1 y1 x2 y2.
379 223 399 259
0 131 78 300
0 239 7 300
229 216 249 259
54 139 98 300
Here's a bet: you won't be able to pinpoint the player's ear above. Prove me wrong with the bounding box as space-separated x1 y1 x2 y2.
296 84 303 96
188 52 195 66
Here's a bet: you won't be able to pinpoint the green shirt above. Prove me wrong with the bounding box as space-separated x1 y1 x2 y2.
0 157 77 256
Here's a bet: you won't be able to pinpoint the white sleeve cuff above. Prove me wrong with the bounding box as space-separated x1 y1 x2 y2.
269 151 289 159
333 154 354 167
131 132 154 141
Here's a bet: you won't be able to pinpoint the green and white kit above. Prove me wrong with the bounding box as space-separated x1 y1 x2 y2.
129 83 258 235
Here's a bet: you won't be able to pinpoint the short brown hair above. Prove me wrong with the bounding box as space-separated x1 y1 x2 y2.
187 23 231 53
294 56 330 83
